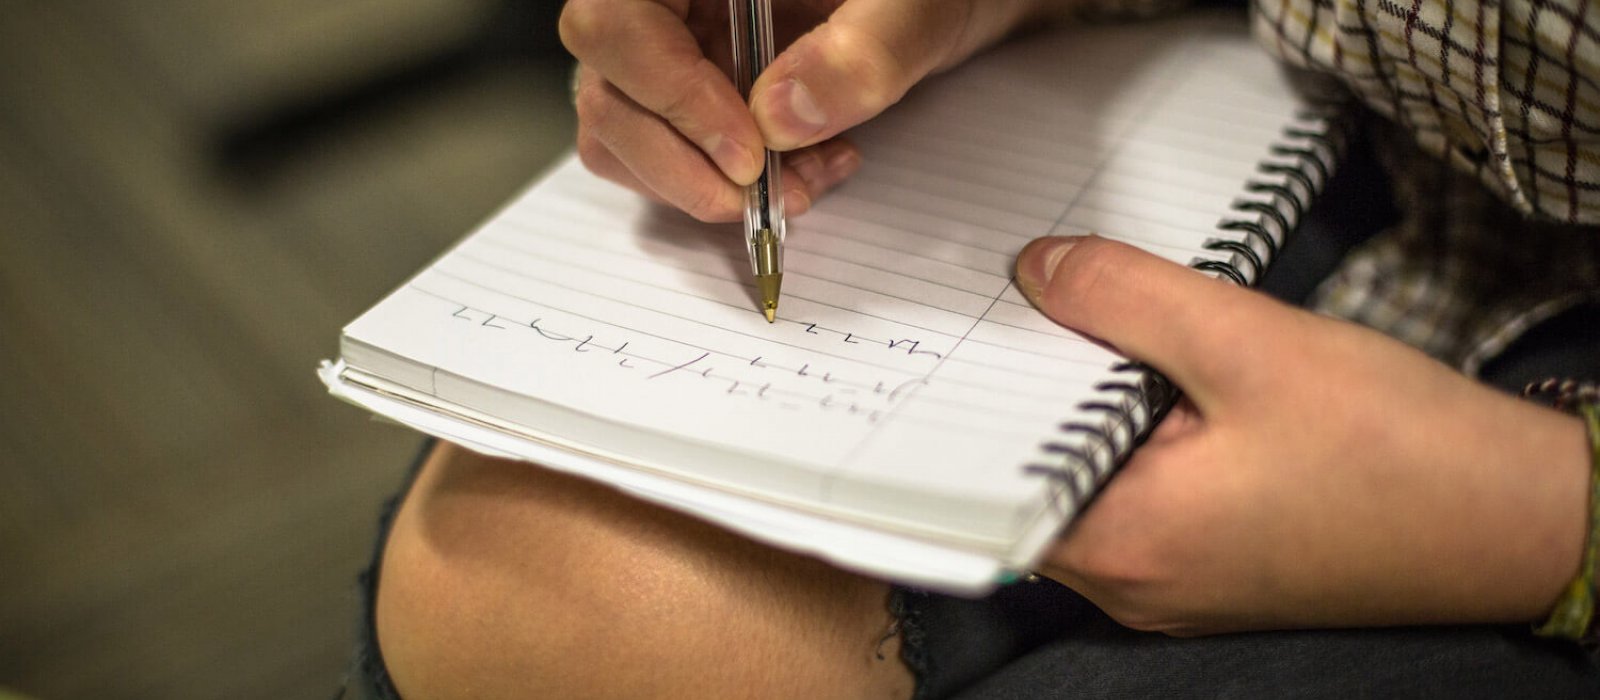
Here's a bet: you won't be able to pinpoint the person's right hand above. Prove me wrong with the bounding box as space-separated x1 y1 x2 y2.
559 0 1059 222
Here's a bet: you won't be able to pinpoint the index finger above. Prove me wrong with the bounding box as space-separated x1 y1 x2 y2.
560 0 765 185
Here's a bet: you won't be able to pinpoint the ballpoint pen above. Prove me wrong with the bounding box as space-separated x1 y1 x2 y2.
729 0 784 323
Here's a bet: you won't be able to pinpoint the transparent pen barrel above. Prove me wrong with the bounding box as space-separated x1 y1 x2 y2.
730 0 784 276
744 150 785 276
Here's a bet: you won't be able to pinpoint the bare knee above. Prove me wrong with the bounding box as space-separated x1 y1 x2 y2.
375 443 914 699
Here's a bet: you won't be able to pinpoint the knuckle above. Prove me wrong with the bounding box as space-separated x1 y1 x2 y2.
574 130 611 174
680 182 737 223
573 79 618 134
557 0 608 56
823 24 914 113
653 62 719 131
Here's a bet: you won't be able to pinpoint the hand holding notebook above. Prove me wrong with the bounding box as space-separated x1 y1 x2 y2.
1011 235 1589 633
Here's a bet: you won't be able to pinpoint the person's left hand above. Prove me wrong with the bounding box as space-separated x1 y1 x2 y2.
1016 235 1592 635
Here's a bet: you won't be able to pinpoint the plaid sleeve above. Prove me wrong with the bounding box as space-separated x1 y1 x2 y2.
1252 0 1600 225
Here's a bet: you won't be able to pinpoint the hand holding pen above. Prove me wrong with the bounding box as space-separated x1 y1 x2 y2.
559 0 1056 311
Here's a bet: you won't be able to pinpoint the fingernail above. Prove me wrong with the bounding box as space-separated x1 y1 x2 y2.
759 78 828 147
704 133 760 185
783 187 811 216
825 148 861 182
1016 237 1078 306
788 150 826 191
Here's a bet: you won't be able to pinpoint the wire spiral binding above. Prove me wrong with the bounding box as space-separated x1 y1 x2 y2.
1023 109 1348 517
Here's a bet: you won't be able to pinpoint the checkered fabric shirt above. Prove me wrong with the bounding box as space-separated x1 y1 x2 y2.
1247 0 1600 372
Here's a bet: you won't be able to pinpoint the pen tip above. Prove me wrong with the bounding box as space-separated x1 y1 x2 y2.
756 273 782 324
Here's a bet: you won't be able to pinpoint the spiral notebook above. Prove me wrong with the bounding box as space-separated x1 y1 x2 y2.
321 11 1342 594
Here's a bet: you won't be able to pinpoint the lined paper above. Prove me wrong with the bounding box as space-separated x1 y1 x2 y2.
338 13 1316 544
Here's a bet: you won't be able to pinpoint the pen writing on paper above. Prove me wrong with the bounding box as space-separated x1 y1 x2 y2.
448 304 938 422
794 321 944 359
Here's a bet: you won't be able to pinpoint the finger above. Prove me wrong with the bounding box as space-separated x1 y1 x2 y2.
1037 424 1222 635
781 137 863 209
576 69 746 221
577 68 824 220
750 0 1035 150
1014 236 1292 403
584 128 826 219
575 125 671 209
1141 398 1205 446
560 0 765 185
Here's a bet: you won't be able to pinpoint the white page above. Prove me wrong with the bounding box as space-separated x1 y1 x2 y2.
334 11 1320 556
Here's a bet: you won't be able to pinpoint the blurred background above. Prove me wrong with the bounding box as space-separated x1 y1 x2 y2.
0 1 575 697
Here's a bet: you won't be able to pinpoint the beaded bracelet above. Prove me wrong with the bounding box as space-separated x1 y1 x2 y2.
1524 380 1600 644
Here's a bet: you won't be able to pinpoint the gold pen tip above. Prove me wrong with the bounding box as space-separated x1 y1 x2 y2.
756 273 782 324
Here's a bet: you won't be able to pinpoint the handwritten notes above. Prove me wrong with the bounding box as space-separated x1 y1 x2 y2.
338 13 1315 543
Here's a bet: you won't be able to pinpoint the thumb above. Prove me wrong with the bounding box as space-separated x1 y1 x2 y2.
750 0 1034 151
1015 236 1286 404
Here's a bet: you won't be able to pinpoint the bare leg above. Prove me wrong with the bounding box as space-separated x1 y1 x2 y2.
376 442 916 699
